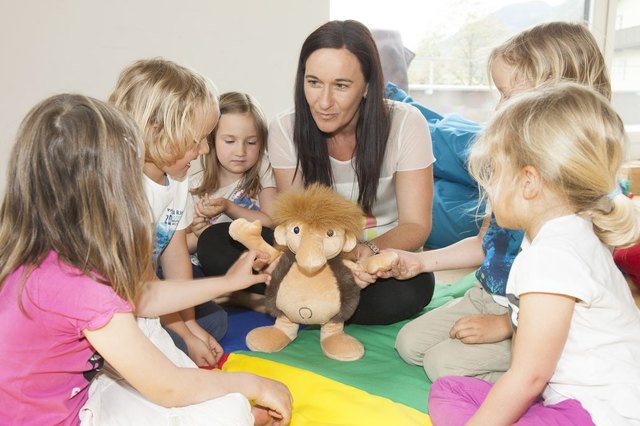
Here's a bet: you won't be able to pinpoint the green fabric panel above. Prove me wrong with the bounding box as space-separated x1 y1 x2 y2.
240 273 477 414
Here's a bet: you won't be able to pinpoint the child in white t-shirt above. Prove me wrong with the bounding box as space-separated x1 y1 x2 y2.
109 58 226 367
189 92 276 290
389 22 613 384
428 83 640 426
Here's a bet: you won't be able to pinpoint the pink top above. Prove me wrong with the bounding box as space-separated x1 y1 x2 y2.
0 251 132 425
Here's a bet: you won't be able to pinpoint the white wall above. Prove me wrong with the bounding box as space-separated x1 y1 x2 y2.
0 0 330 195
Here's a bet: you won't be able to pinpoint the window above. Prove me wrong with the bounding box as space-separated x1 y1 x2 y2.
331 0 640 158
611 0 640 158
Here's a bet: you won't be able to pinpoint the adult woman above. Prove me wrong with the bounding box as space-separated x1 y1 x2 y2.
268 20 435 325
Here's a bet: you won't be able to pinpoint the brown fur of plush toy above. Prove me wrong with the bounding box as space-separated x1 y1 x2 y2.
268 251 360 324
271 184 363 243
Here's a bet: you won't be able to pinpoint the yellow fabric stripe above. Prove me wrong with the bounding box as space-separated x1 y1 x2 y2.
222 353 432 426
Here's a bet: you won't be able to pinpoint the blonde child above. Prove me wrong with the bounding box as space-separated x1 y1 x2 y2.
389 22 612 383
108 58 226 367
0 94 292 425
429 82 640 425
188 92 276 281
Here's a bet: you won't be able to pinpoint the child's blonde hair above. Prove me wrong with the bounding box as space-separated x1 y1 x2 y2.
191 92 269 199
469 82 639 248
488 22 611 100
108 58 218 167
0 94 153 302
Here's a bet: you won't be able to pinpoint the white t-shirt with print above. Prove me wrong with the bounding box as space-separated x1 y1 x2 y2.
506 214 640 426
144 174 193 265
189 157 276 225
268 100 434 241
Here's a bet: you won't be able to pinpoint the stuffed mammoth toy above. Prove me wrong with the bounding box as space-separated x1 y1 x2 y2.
229 183 397 361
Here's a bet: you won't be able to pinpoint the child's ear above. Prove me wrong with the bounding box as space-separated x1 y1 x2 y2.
521 165 542 200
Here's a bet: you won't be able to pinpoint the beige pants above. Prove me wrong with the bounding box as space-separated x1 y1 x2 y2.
79 318 254 426
395 286 511 383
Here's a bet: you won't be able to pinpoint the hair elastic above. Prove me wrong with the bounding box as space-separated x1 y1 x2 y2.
608 185 622 200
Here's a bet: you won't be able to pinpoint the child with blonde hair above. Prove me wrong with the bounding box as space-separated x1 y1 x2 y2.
388 22 613 383
429 82 640 425
189 91 276 283
0 94 291 425
109 58 226 367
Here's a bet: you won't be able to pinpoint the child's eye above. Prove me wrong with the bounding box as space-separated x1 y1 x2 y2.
246 139 258 145
224 139 235 144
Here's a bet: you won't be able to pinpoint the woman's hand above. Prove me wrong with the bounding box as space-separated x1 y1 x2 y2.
352 269 376 288
343 258 376 289
353 242 375 262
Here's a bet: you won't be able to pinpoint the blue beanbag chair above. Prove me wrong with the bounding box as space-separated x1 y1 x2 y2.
385 82 485 248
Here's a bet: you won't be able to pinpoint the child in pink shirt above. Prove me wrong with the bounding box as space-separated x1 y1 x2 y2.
0 252 132 424
0 94 292 425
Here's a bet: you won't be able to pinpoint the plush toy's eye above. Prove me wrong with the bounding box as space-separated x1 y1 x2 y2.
326 229 334 237
293 226 300 234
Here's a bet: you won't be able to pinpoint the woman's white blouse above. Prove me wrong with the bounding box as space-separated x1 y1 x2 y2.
268 100 434 240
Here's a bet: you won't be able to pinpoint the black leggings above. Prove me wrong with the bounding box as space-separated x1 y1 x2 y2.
348 272 435 325
197 222 435 324
196 222 272 293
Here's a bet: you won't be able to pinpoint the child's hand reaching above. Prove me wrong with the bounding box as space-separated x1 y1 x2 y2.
374 249 425 280
196 195 228 219
190 214 210 238
225 250 271 292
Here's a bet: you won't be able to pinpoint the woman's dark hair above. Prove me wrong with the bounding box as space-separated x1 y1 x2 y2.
293 19 391 214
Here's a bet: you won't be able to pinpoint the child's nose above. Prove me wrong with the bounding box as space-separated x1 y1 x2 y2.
197 139 209 155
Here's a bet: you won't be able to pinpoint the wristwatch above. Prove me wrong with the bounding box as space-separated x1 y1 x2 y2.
361 240 380 255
